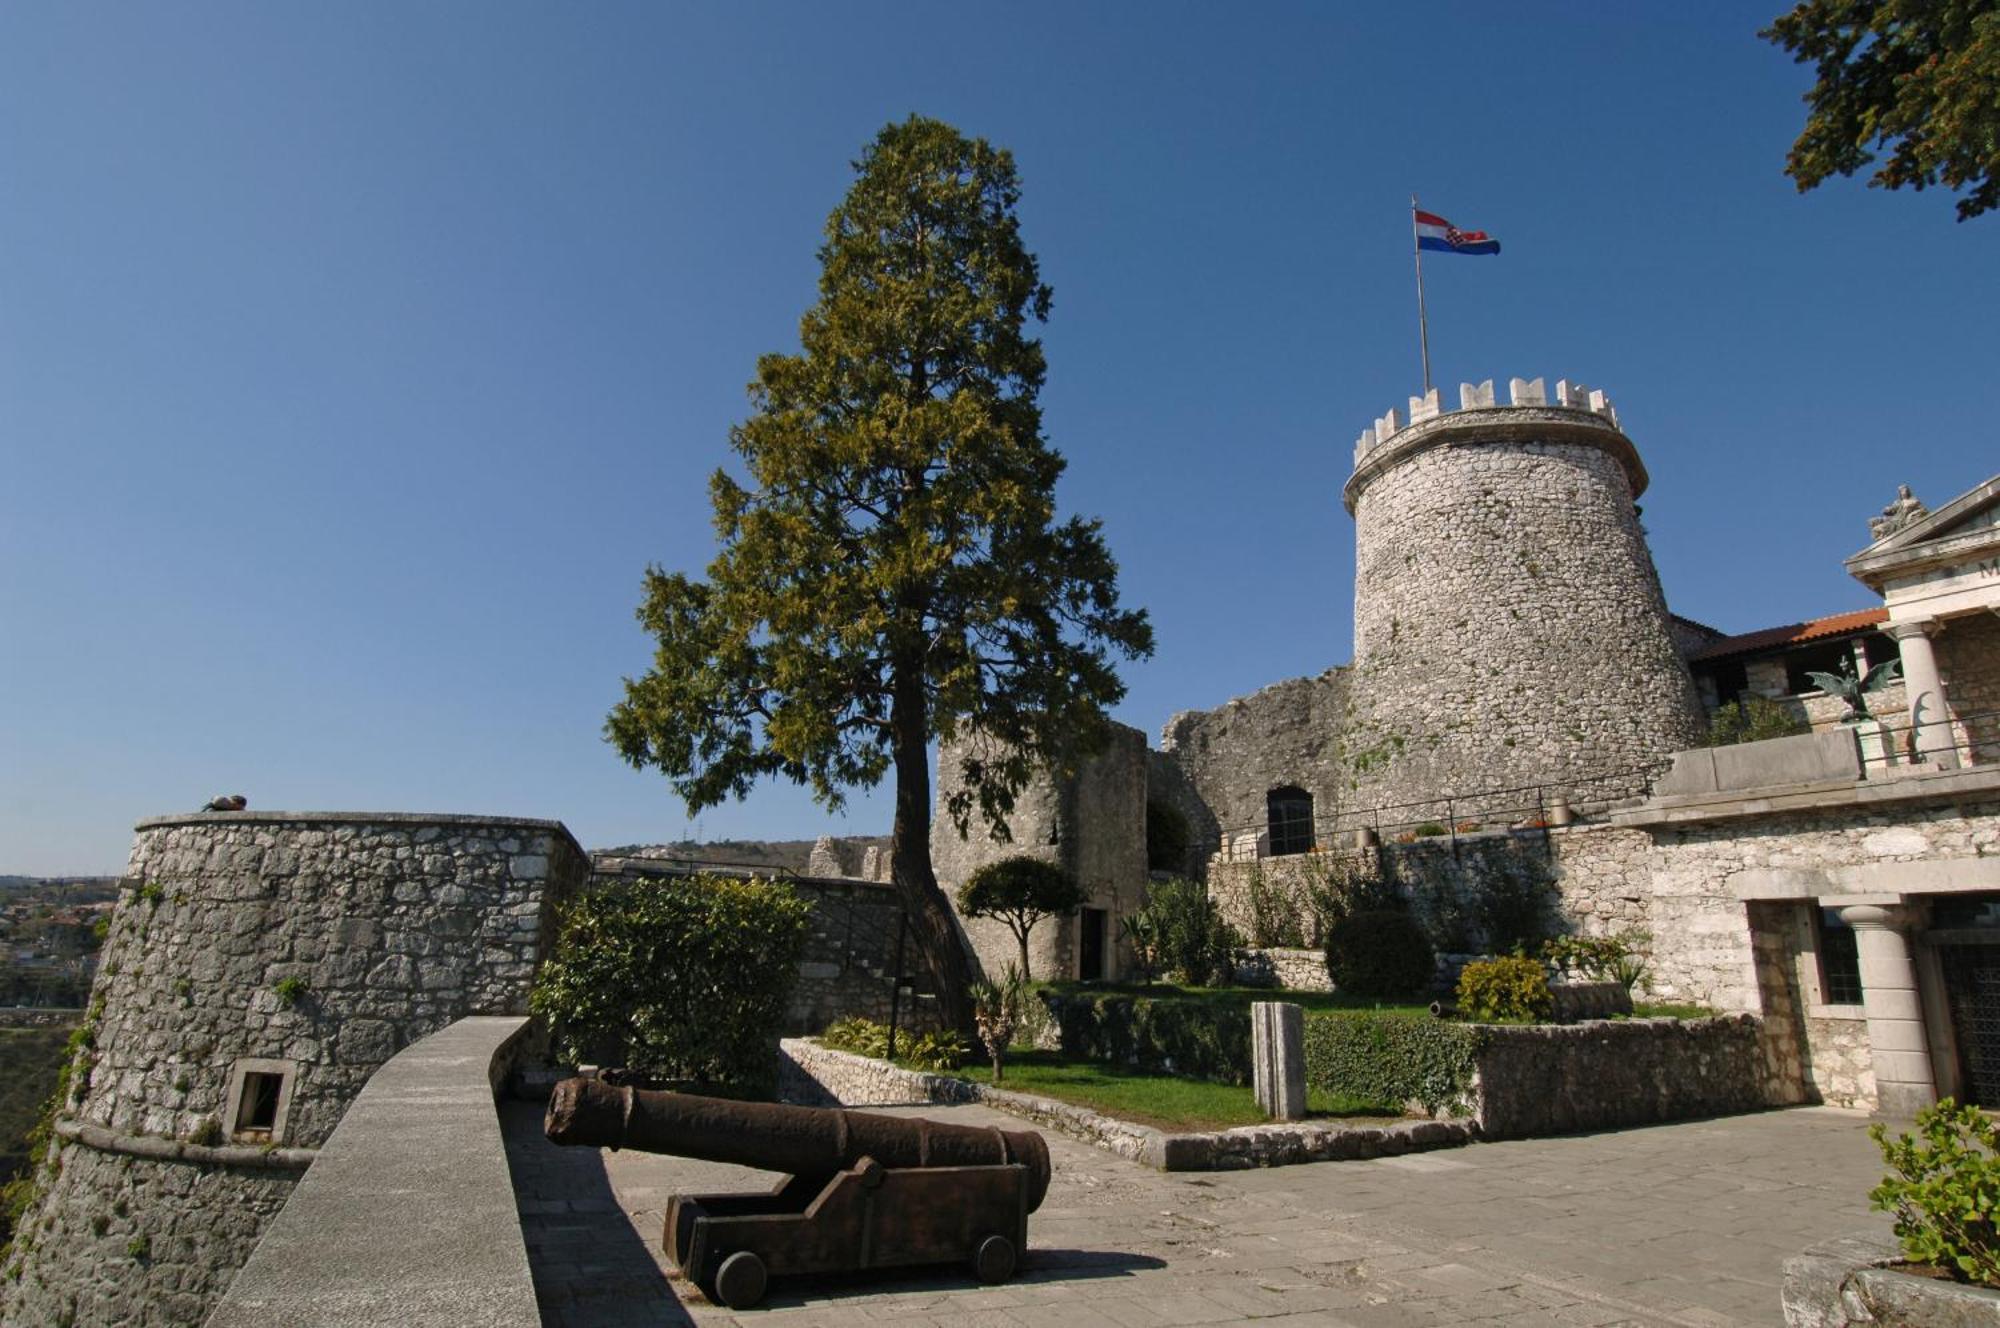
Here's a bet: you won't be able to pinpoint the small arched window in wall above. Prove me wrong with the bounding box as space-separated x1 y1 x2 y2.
1266 786 1315 858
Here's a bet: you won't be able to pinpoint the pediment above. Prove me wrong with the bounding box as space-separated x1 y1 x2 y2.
1847 474 2000 585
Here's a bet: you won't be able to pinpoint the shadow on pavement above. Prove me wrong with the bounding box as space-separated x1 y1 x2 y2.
501 1098 694 1328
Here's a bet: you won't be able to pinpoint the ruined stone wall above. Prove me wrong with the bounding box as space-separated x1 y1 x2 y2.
931 724 1149 982
1158 670 1351 854
1 812 587 1328
1344 390 1706 815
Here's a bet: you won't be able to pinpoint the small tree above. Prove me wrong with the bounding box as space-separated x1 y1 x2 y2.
956 856 1087 982
968 965 1023 1084
530 874 813 1096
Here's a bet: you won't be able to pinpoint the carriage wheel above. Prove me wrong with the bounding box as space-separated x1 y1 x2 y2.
713 1250 768 1310
973 1233 1017 1285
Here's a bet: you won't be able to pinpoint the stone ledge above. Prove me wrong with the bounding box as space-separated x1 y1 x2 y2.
206 1015 540 1328
778 1039 1475 1171
135 810 584 855
54 1118 317 1171
1783 1232 2000 1326
1613 762 2000 828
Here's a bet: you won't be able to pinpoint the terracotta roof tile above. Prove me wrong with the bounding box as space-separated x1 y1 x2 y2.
1688 606 1888 663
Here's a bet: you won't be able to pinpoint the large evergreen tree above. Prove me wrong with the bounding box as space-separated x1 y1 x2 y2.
608 116 1152 1038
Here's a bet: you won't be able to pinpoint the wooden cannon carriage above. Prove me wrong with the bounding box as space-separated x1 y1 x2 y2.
545 1078 1051 1310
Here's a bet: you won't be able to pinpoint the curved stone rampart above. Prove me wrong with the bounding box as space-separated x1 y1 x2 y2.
1 812 586 1328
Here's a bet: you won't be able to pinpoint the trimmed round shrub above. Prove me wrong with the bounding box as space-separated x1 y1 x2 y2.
1455 956 1553 1022
1324 909 1435 998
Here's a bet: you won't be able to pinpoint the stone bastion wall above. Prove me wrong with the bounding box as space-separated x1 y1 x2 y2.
1 811 588 1328
1342 378 1706 815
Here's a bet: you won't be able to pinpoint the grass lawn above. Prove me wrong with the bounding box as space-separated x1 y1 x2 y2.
1034 980 1430 1018
947 1049 1401 1132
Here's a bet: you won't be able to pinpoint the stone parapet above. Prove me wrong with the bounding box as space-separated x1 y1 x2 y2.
208 1016 540 1327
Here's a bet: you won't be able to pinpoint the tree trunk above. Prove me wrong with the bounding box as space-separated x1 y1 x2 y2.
1016 928 1033 985
888 668 978 1043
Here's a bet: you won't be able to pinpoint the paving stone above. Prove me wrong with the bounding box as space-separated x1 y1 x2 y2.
506 1098 1893 1327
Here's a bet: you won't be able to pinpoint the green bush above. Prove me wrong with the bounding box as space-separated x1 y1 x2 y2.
1133 878 1240 986
1456 956 1552 1022
1039 987 1251 1085
531 873 813 1096
1870 1098 2000 1287
819 1016 965 1073
1324 910 1435 998
1302 1012 1481 1117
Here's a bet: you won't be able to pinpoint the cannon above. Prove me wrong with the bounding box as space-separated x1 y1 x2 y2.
544 1078 1051 1310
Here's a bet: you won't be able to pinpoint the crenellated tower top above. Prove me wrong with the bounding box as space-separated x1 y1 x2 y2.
1342 376 1646 514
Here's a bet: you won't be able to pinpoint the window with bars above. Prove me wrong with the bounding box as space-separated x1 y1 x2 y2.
1266 786 1314 858
1817 907 1864 1005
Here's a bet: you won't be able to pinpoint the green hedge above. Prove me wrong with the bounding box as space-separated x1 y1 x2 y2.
1302 1011 1482 1117
1039 988 1250 1085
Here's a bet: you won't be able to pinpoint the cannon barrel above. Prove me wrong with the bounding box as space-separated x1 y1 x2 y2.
545 1079 1051 1212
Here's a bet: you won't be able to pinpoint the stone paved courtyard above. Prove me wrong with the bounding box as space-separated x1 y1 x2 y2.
503 1100 1892 1328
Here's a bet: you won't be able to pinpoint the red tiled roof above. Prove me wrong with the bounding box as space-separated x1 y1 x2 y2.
1688 607 1888 663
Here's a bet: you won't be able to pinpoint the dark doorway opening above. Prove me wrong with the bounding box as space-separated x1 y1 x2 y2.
1078 908 1107 981
1941 943 2000 1107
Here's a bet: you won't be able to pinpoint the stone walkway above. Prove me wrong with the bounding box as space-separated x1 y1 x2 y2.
504 1100 1892 1328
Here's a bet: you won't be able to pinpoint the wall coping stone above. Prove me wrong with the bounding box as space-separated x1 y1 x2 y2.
205 1015 540 1328
1613 762 2000 829
54 1118 317 1172
135 810 584 858
778 1039 1475 1171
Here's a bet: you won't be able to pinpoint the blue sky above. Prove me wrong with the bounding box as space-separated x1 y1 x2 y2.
4 4 1995 875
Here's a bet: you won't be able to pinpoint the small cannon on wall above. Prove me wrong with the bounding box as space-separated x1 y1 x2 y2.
544 1078 1051 1310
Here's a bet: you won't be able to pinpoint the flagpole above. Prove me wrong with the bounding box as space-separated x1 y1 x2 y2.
1411 194 1432 394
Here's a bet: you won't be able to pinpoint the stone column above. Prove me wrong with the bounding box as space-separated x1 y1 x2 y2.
1839 904 1937 1119
1252 1001 1307 1121
1889 621 1958 769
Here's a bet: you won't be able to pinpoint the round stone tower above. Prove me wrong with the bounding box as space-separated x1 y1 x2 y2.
1341 376 1705 817
1 811 587 1328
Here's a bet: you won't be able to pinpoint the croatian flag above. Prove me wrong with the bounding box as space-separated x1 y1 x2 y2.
1414 209 1501 256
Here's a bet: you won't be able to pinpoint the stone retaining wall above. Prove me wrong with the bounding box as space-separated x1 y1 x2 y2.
1232 947 1332 991
1472 1015 1772 1140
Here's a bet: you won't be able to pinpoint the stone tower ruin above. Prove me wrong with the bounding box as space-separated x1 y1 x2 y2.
1340 376 1705 816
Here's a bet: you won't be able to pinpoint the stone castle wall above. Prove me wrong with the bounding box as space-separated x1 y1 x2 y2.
1343 388 1706 814
1 812 587 1328
1159 670 1351 851
1941 611 2000 760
